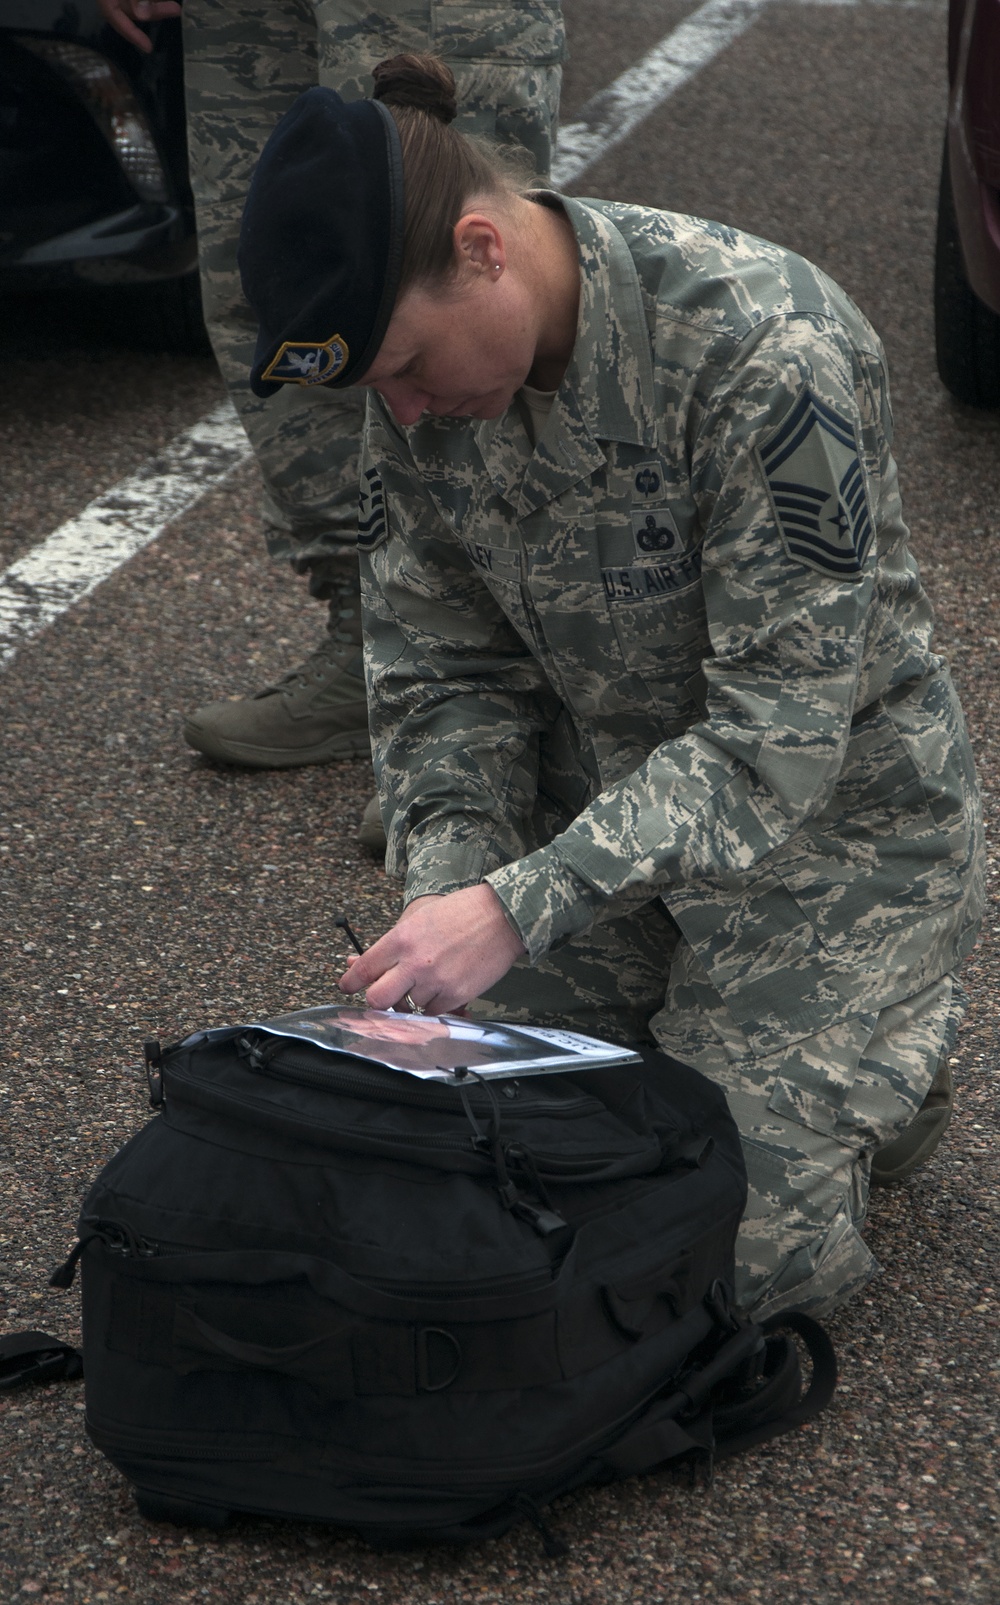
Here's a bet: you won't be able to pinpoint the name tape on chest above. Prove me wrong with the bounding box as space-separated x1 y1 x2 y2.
459 538 522 582
756 387 875 581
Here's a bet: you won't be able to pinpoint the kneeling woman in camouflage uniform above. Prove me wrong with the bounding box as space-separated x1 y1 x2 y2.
239 55 984 1319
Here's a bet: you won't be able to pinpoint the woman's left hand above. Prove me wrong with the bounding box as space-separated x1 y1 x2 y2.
337 886 525 1014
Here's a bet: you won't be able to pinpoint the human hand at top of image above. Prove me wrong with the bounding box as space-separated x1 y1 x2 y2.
97 0 182 53
337 887 526 1015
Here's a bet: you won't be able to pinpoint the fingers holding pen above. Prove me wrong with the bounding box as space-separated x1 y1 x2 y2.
336 888 525 1014
337 942 417 1012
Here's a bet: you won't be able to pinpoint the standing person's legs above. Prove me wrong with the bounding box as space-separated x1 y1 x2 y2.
480 913 965 1318
182 0 373 768
319 0 564 175
183 0 564 777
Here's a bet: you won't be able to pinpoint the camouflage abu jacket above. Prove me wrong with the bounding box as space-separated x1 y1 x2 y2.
358 196 984 1054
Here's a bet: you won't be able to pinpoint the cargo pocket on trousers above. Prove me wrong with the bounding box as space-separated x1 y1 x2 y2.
766 1009 881 1150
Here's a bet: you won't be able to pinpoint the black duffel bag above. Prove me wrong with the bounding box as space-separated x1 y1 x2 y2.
39 1026 834 1551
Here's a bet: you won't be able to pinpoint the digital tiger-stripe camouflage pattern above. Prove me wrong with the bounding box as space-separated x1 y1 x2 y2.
181 0 564 560
358 195 985 1313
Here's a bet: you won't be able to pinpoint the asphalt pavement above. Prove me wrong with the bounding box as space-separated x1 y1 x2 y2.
1 1 999 1600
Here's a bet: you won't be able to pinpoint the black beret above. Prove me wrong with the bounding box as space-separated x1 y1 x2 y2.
239 87 405 397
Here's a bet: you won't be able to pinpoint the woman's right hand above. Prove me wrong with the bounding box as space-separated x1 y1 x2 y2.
97 0 182 54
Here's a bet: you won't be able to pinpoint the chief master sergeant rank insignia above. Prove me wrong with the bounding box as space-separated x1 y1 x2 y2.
756 387 875 579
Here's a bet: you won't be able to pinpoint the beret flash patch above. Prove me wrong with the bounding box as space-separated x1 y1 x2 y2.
261 335 349 386
756 387 875 580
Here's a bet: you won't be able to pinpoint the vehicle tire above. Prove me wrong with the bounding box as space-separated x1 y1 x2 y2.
934 142 1000 408
115 269 212 357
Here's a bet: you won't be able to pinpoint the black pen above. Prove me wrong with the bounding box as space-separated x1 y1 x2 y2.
335 915 423 1014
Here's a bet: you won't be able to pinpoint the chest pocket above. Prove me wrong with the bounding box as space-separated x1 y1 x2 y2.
607 586 711 731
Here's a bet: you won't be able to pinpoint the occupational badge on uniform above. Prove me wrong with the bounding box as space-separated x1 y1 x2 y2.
357 465 388 551
260 334 349 387
632 461 666 499
756 387 875 580
630 506 681 557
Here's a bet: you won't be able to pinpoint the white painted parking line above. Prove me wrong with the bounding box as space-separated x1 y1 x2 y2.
552 0 770 188
551 0 943 188
0 402 250 667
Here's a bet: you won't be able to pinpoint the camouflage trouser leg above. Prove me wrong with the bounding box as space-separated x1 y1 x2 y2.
182 0 564 564
480 916 965 1320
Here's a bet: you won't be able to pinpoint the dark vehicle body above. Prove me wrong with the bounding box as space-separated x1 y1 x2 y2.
0 0 206 349
936 0 1000 405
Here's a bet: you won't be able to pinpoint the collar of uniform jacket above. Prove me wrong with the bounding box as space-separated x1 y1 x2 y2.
474 194 659 518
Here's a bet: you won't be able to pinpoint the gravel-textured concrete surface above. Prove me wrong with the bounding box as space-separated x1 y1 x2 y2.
0 314 221 571
2 2 998 1600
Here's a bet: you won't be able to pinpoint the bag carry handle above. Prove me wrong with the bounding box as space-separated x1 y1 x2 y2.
63 1239 580 1325
173 1307 347 1375
0 1332 83 1391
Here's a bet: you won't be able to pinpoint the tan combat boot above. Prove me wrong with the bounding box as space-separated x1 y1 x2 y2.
870 1056 954 1186
183 549 370 768
358 794 387 855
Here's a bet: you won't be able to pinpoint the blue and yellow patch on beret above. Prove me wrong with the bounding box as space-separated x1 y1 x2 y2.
239 87 404 397
260 335 350 387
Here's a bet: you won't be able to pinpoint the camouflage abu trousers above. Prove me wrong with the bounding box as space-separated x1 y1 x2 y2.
475 899 966 1320
182 0 564 564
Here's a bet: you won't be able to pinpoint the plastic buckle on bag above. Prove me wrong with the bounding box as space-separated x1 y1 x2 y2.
704 1278 740 1335
0 1346 83 1392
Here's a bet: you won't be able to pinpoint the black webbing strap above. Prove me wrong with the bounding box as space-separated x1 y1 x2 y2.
0 1332 83 1391
104 1251 720 1397
713 1310 838 1458
599 1319 763 1478
599 1309 836 1479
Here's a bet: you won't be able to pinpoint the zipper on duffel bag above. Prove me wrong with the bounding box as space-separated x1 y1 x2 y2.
86 1415 274 1462
234 1033 601 1118
171 1039 655 1184
50 1217 159 1286
51 1216 560 1302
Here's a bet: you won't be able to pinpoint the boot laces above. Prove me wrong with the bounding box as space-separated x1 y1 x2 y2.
266 636 350 695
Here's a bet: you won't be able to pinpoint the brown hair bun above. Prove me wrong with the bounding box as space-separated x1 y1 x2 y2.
372 53 458 125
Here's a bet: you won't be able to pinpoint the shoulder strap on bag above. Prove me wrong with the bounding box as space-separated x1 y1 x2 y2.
600 1308 836 1480
711 1310 837 1457
0 1331 84 1391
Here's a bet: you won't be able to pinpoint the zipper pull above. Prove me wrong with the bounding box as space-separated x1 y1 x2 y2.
49 1234 97 1289
511 1200 571 1240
